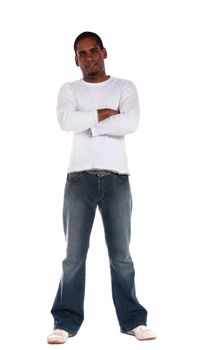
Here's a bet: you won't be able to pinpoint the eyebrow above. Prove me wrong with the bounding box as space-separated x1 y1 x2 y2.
77 47 99 54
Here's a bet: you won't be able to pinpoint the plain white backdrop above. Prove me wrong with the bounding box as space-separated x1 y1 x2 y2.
0 0 200 349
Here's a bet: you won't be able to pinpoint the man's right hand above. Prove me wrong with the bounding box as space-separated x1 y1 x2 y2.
97 108 119 122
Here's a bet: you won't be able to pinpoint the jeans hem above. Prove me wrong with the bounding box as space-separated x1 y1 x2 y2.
120 321 147 334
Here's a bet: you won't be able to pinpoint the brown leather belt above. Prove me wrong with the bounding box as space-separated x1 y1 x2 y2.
86 169 115 177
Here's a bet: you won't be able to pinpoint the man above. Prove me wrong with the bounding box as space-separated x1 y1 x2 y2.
47 31 156 344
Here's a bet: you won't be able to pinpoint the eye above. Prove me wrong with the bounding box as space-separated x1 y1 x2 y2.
79 52 86 57
91 48 99 54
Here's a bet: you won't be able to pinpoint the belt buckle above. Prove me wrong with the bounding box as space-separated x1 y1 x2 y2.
86 169 112 177
96 170 107 177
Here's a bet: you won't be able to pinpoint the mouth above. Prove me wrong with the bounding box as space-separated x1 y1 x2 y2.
85 62 98 68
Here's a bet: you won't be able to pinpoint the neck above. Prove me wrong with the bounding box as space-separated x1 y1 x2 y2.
83 72 109 83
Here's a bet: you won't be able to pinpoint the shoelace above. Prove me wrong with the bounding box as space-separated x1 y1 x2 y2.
134 326 149 334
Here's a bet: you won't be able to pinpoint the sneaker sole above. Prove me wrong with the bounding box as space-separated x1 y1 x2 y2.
47 340 67 344
136 336 157 341
47 341 66 345
125 331 157 341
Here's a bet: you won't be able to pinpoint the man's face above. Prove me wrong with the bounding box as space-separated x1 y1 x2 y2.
75 37 107 82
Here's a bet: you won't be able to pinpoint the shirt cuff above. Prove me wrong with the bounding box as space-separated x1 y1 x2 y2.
91 111 100 136
94 110 99 124
91 126 98 136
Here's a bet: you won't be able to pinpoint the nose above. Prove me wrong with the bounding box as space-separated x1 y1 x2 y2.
86 54 93 62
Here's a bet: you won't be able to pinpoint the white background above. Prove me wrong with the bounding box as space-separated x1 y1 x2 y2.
0 0 200 349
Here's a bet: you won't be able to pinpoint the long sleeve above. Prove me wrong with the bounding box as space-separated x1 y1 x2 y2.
57 83 98 133
91 81 140 137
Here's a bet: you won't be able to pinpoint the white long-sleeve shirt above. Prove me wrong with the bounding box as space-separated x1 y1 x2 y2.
57 76 140 175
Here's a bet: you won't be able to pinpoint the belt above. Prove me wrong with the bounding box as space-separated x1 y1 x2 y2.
86 169 115 177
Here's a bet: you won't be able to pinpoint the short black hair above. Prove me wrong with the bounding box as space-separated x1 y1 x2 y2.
74 31 104 53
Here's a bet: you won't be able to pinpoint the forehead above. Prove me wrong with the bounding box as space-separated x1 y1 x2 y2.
76 37 100 52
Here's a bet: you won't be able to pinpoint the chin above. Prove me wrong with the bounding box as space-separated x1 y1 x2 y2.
88 70 100 77
88 73 98 77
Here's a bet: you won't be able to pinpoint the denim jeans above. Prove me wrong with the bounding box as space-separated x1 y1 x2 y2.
51 171 147 336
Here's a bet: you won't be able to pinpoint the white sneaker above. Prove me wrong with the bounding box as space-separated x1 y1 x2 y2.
47 329 69 344
127 325 157 341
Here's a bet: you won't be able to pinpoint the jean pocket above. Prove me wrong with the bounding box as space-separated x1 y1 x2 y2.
67 172 82 183
115 174 129 183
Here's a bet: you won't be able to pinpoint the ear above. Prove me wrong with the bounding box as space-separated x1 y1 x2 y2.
102 48 107 59
75 55 79 66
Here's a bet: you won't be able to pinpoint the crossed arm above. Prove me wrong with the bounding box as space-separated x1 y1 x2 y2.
57 81 140 136
97 108 119 122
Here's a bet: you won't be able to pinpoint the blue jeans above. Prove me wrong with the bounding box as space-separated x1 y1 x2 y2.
51 171 147 336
